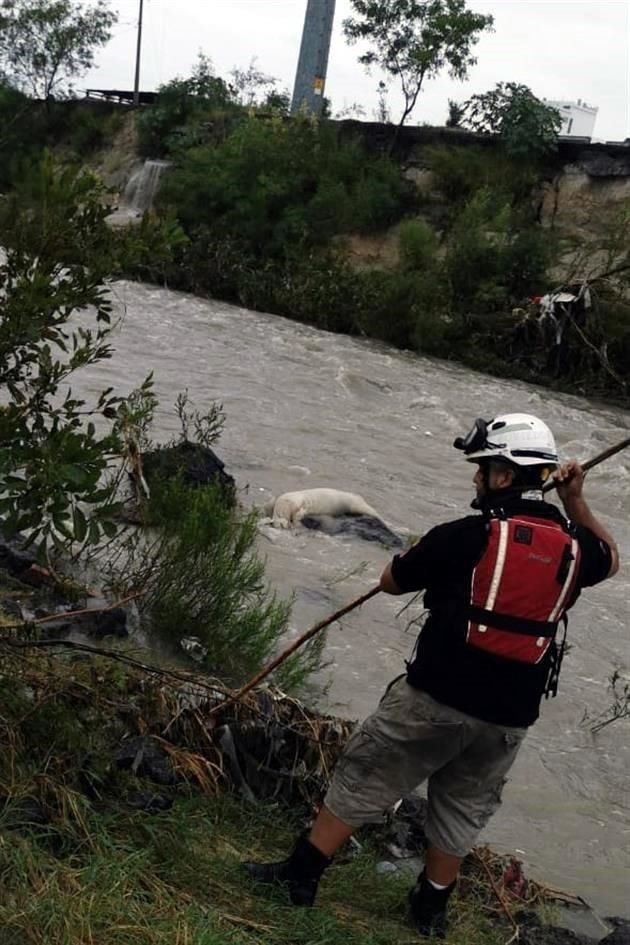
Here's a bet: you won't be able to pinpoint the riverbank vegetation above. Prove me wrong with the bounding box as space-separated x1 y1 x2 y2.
132 58 629 404
0 643 589 945
2 0 630 404
0 151 606 943
2 60 630 404
1 5 629 938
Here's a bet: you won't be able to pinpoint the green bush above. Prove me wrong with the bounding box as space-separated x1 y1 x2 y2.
158 117 408 260
0 154 153 559
0 93 123 188
428 144 538 208
112 210 189 285
125 478 325 690
0 84 47 188
462 82 562 162
136 55 239 158
445 189 551 317
62 106 123 157
398 219 437 271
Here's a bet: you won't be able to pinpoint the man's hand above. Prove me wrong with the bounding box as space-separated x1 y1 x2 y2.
554 460 585 502
554 459 619 578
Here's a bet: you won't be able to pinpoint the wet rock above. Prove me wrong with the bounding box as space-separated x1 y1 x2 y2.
601 920 630 945
519 911 595 945
523 928 594 945
218 724 257 804
113 736 176 786
553 903 613 942
138 441 236 504
301 512 402 549
579 152 630 178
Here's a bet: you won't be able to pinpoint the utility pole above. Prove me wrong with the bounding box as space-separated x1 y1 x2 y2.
133 0 144 107
291 0 336 116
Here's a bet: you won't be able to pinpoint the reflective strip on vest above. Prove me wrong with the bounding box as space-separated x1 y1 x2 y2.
548 537 579 622
477 518 509 634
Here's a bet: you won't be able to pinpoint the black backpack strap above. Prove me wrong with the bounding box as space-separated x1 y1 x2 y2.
467 605 558 639
545 614 568 699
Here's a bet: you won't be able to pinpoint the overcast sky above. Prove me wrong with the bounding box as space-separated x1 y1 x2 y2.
87 0 630 141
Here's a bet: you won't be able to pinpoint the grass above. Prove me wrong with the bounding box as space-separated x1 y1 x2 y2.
0 643 520 945
0 793 511 945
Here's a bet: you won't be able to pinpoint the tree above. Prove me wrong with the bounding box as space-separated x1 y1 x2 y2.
0 155 154 559
446 98 464 127
462 82 563 160
136 54 238 158
343 0 493 134
375 79 392 123
230 58 280 109
0 0 117 100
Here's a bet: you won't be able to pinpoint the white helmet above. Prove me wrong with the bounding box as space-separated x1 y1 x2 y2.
454 413 558 467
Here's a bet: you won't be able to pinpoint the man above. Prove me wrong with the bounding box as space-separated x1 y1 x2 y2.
244 413 619 938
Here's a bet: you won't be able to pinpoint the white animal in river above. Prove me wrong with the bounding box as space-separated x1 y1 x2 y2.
264 488 383 529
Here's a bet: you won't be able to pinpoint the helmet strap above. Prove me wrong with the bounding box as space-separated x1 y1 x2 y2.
472 459 548 510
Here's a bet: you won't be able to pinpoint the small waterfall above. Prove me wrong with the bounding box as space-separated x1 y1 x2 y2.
107 159 171 227
123 159 171 213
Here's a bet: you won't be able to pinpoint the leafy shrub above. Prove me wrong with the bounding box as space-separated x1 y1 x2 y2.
136 54 238 158
428 144 538 208
0 155 148 558
0 83 46 188
0 154 190 561
462 82 562 161
62 106 123 156
445 189 551 317
124 478 325 690
112 210 189 285
398 219 437 270
158 117 408 259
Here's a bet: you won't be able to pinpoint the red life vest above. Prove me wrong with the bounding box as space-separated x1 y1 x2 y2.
466 512 581 665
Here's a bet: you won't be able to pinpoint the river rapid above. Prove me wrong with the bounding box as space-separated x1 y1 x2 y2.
81 280 630 917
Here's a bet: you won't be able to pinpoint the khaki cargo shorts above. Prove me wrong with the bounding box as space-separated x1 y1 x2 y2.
324 676 526 858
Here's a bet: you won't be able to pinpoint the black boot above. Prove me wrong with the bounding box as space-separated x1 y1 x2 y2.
242 834 332 906
408 871 456 939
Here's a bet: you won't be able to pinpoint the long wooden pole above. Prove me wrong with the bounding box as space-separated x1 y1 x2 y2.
229 586 380 706
231 433 630 705
543 434 630 493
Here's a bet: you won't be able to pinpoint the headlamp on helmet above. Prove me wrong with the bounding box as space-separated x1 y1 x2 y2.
454 413 558 468
454 418 500 456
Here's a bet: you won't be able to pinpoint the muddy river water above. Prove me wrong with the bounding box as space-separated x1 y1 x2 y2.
80 280 630 916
